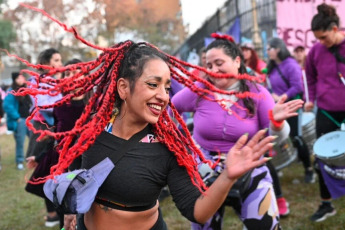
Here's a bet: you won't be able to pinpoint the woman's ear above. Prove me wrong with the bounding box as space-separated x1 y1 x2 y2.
332 25 338 33
117 78 130 100
235 56 241 69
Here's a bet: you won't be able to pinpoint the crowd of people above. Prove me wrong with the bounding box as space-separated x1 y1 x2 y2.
0 2 344 230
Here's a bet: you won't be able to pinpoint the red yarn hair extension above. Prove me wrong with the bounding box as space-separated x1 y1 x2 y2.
8 5 264 191
211 33 235 43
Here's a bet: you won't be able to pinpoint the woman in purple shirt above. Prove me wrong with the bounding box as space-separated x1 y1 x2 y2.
305 3 345 222
266 38 315 184
173 35 303 230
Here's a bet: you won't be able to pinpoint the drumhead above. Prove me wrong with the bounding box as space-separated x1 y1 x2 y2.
314 131 345 159
301 112 315 126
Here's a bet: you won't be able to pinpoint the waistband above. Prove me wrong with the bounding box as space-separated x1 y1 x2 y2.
95 197 156 212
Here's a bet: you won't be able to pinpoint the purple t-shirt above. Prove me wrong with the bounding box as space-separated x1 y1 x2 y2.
305 39 345 111
268 57 303 99
172 82 275 152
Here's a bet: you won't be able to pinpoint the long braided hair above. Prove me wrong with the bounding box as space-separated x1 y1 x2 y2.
7 3 264 192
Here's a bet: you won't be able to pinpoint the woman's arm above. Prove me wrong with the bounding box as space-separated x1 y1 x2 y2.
171 82 203 114
270 95 303 132
193 130 274 223
3 94 20 120
284 61 303 99
304 49 317 111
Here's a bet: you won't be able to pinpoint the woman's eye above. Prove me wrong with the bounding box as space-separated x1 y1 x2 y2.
146 83 158 88
165 87 172 93
215 61 223 67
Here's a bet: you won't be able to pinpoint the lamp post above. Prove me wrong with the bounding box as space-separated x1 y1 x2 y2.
251 0 263 58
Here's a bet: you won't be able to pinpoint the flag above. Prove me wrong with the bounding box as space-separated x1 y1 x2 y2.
204 37 215 47
226 17 240 43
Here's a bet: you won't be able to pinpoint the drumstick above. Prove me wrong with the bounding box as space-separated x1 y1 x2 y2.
302 70 309 103
338 72 345 87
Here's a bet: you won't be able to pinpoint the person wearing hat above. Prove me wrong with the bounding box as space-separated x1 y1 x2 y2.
241 42 267 80
293 45 307 69
3 72 32 170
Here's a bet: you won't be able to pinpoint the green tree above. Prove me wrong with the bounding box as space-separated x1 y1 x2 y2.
0 0 16 50
0 20 16 50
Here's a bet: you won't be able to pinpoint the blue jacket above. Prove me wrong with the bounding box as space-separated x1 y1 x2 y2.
3 89 20 131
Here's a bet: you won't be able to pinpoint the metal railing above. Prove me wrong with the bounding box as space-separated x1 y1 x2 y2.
175 0 276 61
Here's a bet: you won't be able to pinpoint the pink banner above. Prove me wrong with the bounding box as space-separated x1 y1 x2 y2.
276 0 345 51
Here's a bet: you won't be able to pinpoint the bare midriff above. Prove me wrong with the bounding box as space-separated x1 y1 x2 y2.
84 201 159 230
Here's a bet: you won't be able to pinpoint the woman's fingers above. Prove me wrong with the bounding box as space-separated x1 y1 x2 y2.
251 134 275 157
252 141 275 160
250 155 273 169
277 94 288 104
230 133 249 152
245 129 268 149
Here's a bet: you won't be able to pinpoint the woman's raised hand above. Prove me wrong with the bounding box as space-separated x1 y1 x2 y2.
272 94 303 122
225 129 275 180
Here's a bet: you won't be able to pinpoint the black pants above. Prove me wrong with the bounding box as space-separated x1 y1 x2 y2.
77 208 168 230
286 115 312 170
315 109 345 199
266 160 282 197
45 198 64 228
26 120 53 158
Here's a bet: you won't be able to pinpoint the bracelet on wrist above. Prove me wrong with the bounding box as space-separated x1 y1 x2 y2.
268 109 284 128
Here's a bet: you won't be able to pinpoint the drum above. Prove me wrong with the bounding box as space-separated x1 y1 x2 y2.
270 137 297 171
301 112 316 154
314 131 345 167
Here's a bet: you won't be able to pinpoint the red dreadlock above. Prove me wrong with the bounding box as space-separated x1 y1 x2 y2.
6 4 264 192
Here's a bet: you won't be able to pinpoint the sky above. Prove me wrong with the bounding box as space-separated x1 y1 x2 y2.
5 0 227 35
180 0 227 35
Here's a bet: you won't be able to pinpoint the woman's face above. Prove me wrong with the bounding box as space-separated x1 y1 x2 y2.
293 48 306 63
125 58 171 125
242 48 252 61
313 28 337 48
201 52 207 67
206 48 240 90
65 69 83 79
49 53 62 68
267 46 279 61
15 74 26 86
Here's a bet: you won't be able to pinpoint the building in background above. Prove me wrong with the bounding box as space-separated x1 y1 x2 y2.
175 0 276 61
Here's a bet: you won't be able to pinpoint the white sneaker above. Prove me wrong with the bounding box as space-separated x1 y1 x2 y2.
17 163 24 170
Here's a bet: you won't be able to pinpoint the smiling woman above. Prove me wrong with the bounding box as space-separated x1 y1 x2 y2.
115 58 172 129
7 4 284 230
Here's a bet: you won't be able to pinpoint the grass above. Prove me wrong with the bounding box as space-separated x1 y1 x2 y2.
1 131 345 230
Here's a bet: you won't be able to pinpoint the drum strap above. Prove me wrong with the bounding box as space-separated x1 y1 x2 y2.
320 109 345 128
329 45 345 86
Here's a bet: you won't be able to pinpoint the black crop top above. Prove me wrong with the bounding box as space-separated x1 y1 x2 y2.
81 130 201 222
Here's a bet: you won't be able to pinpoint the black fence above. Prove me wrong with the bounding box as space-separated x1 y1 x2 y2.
175 0 276 61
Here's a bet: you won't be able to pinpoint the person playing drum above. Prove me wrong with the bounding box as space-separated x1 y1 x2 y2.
305 3 345 222
172 34 303 230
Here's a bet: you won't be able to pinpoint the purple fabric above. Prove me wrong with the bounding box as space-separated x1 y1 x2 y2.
172 82 275 152
44 157 115 214
305 39 345 111
28 76 62 113
317 159 345 199
268 57 303 99
53 99 85 132
192 147 278 230
169 78 183 98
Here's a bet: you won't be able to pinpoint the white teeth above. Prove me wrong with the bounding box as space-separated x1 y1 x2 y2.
148 104 162 111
